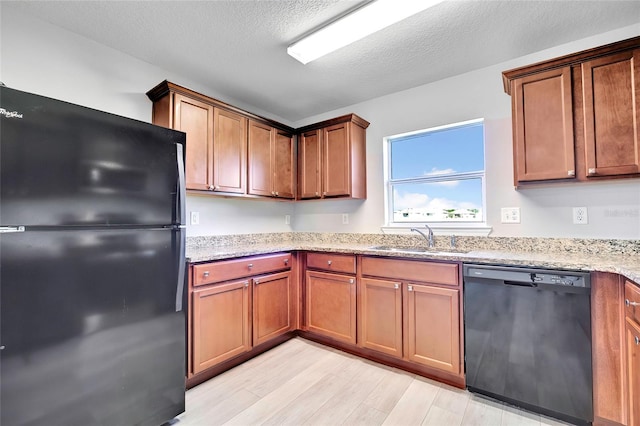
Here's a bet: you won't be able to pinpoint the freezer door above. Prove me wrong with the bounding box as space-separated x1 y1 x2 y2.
0 86 186 227
0 228 186 426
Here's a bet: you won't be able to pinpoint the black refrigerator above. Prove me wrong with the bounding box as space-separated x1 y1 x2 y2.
0 86 187 426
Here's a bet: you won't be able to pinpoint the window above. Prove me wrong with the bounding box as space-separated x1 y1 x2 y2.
385 119 485 226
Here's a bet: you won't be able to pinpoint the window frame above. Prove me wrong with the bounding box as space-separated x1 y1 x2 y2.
383 118 488 231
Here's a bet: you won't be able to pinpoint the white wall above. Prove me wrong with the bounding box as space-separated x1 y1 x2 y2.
0 7 295 236
3 6 638 239
292 24 640 239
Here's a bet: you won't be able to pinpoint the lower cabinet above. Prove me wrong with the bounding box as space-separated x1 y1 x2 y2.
188 253 293 381
193 279 251 374
303 252 357 345
305 270 356 345
359 256 462 378
626 318 640 426
253 271 292 346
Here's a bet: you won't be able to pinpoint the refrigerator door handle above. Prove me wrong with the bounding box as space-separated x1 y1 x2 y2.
176 142 186 226
0 226 25 233
175 229 186 312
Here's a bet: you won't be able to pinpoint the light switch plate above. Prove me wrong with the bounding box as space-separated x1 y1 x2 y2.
190 211 200 225
501 207 521 224
342 213 349 225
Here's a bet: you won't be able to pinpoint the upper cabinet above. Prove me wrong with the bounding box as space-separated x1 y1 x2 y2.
147 81 367 201
297 114 370 200
147 81 295 198
503 36 640 187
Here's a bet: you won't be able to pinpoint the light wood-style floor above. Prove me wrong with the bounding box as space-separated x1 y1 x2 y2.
176 338 573 426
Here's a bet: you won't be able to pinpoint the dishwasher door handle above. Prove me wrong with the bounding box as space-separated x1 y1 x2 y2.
504 280 537 288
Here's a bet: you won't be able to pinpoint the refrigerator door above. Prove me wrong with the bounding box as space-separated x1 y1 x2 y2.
0 86 186 227
0 228 186 426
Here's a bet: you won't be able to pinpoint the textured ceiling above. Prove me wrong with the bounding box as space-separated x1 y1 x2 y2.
4 0 640 122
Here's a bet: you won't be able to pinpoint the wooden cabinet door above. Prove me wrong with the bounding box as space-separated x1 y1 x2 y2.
406 284 460 374
360 277 403 357
305 270 356 344
213 108 247 194
274 130 295 199
174 94 213 190
248 120 274 197
298 130 322 199
627 318 640 426
513 67 575 182
192 280 251 373
323 122 351 197
253 271 292 346
582 49 640 177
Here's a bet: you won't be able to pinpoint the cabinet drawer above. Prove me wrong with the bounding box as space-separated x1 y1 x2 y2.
193 253 291 286
361 256 459 286
306 252 356 274
626 280 640 324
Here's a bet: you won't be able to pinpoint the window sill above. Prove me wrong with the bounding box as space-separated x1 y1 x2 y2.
381 224 492 237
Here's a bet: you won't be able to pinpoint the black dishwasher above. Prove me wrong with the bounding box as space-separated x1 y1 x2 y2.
463 264 592 425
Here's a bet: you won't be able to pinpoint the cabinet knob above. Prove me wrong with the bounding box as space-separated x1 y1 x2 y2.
254 279 260 285
244 281 249 287
625 299 640 306
588 168 597 175
327 260 332 266
284 258 289 265
636 336 640 346
275 191 279 196
247 263 253 269
203 271 210 278
323 192 327 196
349 278 354 284
271 191 275 195
408 285 413 292
394 283 399 290
567 170 575 177
315 192 319 196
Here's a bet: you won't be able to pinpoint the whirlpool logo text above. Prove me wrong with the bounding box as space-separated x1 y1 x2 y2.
0 108 24 119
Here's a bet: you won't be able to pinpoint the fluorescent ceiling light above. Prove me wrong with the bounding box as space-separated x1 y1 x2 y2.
287 0 445 64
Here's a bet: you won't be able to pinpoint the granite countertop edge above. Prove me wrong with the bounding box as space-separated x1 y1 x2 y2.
186 242 640 283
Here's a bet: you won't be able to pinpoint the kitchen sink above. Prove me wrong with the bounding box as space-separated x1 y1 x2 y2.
367 245 468 255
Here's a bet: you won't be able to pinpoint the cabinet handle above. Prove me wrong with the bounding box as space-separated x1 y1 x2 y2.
275 191 279 196
323 192 327 196
408 285 413 292
567 170 575 177
247 263 253 269
254 279 260 285
635 336 640 346
271 191 275 196
315 192 319 196
349 278 354 284
625 299 640 307
203 271 210 278
284 258 289 265
394 283 399 290
244 281 249 287
588 168 597 175
327 260 332 266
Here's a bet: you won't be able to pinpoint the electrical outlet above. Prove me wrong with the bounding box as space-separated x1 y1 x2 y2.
342 213 349 225
190 211 200 225
573 207 588 224
285 215 291 225
501 207 521 224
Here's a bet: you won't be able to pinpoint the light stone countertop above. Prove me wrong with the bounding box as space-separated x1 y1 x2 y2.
186 238 640 284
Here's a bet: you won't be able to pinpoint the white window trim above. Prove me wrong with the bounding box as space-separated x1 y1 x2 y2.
382 118 491 236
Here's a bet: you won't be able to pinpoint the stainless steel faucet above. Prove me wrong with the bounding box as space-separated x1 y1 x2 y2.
410 225 434 248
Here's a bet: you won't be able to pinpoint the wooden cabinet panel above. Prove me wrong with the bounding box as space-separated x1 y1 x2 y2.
626 280 640 325
193 253 291 287
583 50 640 177
253 271 292 346
274 130 295 199
361 256 458 286
305 270 356 344
213 108 247 194
298 130 322 199
174 94 213 190
193 280 251 373
248 120 274 197
513 67 575 182
360 277 403 357
306 252 356 274
627 318 640 426
406 284 460 374
323 123 350 197
592 272 628 426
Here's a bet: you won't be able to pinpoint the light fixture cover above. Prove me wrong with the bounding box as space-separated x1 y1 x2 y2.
287 0 445 64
